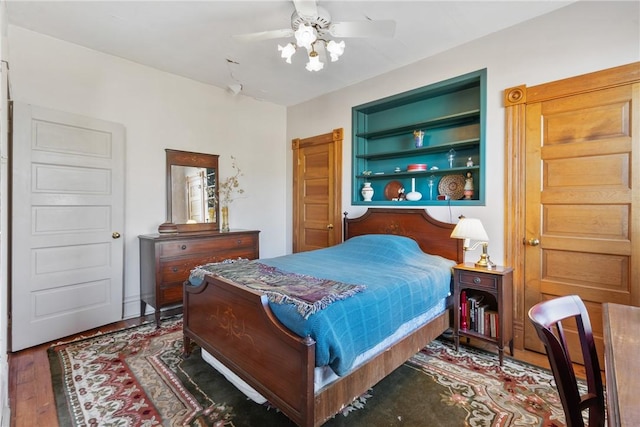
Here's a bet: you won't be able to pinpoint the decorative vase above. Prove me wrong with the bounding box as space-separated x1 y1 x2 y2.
413 130 425 148
405 177 422 201
220 206 230 232
361 182 374 202
447 148 456 168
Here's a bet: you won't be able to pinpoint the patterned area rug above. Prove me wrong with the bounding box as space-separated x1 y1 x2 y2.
49 316 571 426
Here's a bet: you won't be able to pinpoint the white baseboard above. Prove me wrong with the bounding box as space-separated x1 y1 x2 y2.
1 405 9 427
122 296 142 320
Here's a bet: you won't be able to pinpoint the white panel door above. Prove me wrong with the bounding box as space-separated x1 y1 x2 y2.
11 102 125 351
187 172 205 223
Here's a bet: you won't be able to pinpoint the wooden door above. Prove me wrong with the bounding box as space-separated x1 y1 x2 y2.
187 172 205 223
504 62 640 359
11 102 125 351
292 129 342 253
524 84 639 358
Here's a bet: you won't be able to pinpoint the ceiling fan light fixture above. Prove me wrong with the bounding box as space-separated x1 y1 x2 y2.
278 43 296 64
294 23 317 49
236 2 396 73
305 50 324 72
326 40 345 62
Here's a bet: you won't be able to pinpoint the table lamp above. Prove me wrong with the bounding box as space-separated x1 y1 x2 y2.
450 216 495 268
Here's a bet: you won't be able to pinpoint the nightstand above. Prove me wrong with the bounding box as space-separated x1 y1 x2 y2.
452 263 513 366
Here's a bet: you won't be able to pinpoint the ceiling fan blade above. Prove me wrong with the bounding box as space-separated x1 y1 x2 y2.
233 28 294 43
329 20 396 38
292 0 318 19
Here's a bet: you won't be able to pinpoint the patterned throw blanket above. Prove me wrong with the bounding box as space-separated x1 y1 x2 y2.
191 259 365 319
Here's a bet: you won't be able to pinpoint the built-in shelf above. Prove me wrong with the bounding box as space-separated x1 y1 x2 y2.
356 166 480 179
355 110 480 140
352 69 486 206
356 138 480 160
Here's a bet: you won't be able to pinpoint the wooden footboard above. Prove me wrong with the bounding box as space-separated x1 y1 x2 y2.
183 274 316 426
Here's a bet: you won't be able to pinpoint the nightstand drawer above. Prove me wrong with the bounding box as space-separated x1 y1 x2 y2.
457 271 497 291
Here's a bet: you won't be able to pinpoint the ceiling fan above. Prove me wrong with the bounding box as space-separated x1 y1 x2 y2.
233 0 396 71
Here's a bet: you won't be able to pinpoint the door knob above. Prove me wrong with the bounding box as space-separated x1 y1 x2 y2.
524 238 540 246
112 232 121 239
327 224 334 230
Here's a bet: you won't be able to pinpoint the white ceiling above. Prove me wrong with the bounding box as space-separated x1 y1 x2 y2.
5 1 575 106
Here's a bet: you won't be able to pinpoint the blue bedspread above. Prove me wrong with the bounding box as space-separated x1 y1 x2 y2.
188 234 455 376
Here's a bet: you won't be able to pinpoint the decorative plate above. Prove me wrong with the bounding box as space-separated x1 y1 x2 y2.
384 180 404 200
438 174 465 200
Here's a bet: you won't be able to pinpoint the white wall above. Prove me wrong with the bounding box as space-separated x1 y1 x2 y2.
286 0 640 264
7 25 288 318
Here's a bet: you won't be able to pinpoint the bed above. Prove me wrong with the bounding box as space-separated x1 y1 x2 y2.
182 208 464 427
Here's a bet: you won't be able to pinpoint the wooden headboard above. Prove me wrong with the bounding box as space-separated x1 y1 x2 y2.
343 208 464 264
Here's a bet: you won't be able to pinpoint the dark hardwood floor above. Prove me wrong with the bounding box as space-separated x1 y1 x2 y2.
8 313 576 427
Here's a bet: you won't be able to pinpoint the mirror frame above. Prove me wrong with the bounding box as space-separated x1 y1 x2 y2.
166 149 219 233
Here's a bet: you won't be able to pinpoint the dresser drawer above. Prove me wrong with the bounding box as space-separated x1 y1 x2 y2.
160 258 205 283
457 271 497 291
159 248 259 283
159 283 182 305
158 234 258 258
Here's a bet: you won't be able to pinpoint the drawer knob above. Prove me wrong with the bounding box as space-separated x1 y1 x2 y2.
473 277 481 284
181 245 187 250
172 267 178 273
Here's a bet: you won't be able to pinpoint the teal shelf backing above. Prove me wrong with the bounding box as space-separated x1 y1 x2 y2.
352 69 486 207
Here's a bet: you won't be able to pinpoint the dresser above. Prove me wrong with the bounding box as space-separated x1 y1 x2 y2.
139 230 260 326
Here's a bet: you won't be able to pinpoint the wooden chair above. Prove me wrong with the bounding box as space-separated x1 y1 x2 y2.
528 295 605 427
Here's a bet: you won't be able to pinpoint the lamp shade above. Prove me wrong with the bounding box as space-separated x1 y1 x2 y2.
450 218 489 241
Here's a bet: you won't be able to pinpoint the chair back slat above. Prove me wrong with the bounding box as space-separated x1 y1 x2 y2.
528 295 605 427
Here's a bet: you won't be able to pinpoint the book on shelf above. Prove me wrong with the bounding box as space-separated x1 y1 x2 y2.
465 294 486 333
467 296 478 331
477 304 489 335
460 290 468 330
460 292 501 337
485 310 499 338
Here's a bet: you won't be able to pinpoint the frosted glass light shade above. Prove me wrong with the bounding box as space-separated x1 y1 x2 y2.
326 40 345 61
294 23 316 49
278 43 296 63
306 52 324 71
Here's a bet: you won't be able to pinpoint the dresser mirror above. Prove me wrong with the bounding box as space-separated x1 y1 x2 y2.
166 149 219 233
